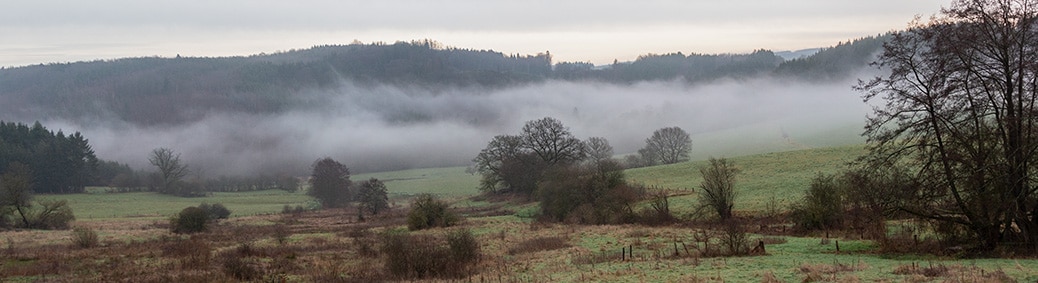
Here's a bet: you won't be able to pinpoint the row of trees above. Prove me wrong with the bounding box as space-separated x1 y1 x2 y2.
307 157 389 218
473 117 698 224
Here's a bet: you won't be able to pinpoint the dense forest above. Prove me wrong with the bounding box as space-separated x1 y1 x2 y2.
0 37 886 127
0 121 97 193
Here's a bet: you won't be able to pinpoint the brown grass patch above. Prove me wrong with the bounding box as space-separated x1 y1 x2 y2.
893 263 1014 282
508 236 571 255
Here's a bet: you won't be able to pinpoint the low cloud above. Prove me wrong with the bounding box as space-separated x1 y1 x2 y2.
44 77 868 176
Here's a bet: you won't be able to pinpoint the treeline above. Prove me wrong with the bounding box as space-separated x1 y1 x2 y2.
0 37 884 127
0 121 97 194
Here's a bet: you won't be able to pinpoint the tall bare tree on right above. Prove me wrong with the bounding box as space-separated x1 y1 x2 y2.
857 0 1038 251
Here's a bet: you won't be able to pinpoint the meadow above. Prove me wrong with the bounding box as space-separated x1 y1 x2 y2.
6 145 1038 282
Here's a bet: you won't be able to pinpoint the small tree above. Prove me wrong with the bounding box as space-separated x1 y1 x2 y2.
698 157 738 220
640 127 692 165
584 137 614 162
357 178 389 216
148 148 189 195
308 157 352 209
0 162 34 227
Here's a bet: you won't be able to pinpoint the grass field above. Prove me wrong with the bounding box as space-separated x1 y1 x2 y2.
627 144 866 215
8 145 1038 282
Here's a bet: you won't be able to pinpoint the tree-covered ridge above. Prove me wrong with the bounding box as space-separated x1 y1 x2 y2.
773 35 889 81
0 38 884 126
0 121 98 193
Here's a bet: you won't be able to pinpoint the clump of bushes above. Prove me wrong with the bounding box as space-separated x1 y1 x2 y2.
536 160 645 225
170 202 233 234
71 227 99 248
381 229 481 279
170 206 210 234
406 194 458 230
199 203 231 220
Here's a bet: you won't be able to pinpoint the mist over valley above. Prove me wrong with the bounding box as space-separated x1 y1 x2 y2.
0 39 880 176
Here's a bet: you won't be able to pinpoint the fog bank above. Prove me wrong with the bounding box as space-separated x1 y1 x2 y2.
45 77 868 176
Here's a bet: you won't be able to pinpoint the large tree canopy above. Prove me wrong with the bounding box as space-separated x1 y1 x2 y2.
308 157 352 208
474 117 588 194
640 126 692 166
857 0 1038 250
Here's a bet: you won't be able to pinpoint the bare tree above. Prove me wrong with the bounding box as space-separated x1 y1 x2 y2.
698 157 738 220
641 127 692 165
148 148 189 194
520 117 585 165
857 0 1038 250
584 137 614 162
472 135 524 193
0 163 34 227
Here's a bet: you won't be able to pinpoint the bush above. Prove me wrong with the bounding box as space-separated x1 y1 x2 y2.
171 206 210 234
406 194 458 230
536 160 643 224
790 173 845 231
26 200 75 230
447 229 480 264
637 188 675 225
71 227 99 248
381 230 480 279
199 202 231 220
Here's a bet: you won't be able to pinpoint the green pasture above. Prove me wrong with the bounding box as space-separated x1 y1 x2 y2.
38 190 314 221
627 145 865 215
354 166 480 198
33 166 478 222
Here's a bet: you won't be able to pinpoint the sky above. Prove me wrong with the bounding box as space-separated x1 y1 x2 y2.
1 0 947 68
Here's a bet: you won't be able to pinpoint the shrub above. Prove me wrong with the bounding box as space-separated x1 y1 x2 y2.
220 250 259 281
71 227 99 248
26 200 75 230
198 202 231 220
446 229 480 264
381 230 480 279
406 194 458 230
719 220 750 256
790 173 845 231
282 204 305 214
171 206 210 234
537 160 643 224
637 188 675 225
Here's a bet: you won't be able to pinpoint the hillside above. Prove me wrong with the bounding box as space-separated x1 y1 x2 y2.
0 37 883 127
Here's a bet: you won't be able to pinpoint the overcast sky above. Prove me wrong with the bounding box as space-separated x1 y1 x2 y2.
1 0 946 68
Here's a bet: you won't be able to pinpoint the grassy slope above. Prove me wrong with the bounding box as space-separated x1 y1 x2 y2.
354 166 480 198
627 144 865 215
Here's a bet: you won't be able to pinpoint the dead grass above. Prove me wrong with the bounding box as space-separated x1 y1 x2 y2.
893 263 1016 282
508 236 571 255
798 260 869 282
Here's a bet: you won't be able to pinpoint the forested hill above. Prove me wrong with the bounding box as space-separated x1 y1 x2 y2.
0 36 885 126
